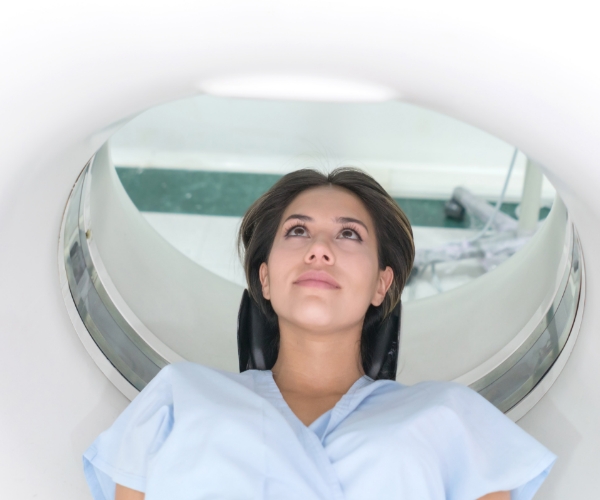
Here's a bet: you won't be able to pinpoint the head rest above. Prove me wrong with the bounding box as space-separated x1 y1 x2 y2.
237 289 401 380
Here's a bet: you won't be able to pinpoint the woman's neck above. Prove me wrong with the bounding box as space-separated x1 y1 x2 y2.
271 319 365 398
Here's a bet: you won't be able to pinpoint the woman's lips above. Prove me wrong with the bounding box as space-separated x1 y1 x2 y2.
294 270 340 289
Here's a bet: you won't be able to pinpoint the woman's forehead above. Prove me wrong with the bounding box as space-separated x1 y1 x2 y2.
281 185 374 227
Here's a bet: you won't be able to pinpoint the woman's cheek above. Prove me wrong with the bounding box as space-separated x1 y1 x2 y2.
266 255 295 299
344 252 378 287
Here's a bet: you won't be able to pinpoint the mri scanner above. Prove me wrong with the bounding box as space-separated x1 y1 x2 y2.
2 2 599 498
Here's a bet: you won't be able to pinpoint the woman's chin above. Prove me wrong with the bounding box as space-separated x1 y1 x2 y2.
285 306 355 333
273 295 366 332
293 317 335 332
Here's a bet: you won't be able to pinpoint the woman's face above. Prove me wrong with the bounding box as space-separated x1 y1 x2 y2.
259 186 393 333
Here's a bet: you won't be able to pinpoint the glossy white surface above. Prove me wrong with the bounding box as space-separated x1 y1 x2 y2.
1 2 599 498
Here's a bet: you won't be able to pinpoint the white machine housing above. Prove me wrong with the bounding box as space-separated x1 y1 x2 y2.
1 2 599 498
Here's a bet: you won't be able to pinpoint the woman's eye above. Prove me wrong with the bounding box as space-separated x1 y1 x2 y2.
287 225 308 237
339 228 360 240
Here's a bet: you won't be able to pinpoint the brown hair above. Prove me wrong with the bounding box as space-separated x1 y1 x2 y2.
238 168 415 366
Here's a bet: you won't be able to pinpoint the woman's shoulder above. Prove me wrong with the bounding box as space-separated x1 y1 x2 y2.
367 378 491 415
410 379 494 411
354 379 556 499
362 379 532 439
368 378 556 459
138 362 267 409
149 361 259 390
83 363 278 498
154 360 244 380
148 363 295 421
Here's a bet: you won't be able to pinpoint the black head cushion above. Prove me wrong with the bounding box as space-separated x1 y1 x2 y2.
237 289 401 380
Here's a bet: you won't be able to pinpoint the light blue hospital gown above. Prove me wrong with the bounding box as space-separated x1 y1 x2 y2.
83 362 556 499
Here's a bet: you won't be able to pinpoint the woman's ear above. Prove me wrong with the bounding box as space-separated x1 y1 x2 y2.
259 262 271 300
371 266 394 307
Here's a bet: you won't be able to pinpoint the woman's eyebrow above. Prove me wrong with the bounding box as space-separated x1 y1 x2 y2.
336 216 369 233
283 214 369 233
283 214 313 223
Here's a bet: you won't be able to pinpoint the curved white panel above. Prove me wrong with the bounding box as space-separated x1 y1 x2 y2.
401 197 568 383
89 145 243 370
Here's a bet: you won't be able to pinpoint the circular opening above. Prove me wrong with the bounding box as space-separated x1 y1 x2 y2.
110 96 556 301
60 95 583 418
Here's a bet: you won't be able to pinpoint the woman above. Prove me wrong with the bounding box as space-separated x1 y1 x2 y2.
84 168 555 500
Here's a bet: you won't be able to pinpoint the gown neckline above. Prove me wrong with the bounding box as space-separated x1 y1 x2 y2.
260 370 374 435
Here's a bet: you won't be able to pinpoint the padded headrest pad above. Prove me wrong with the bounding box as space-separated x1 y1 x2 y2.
237 290 401 380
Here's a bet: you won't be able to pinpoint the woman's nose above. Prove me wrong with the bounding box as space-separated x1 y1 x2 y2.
304 237 335 265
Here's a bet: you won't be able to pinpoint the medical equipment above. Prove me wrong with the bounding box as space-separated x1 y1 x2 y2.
2 3 598 498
